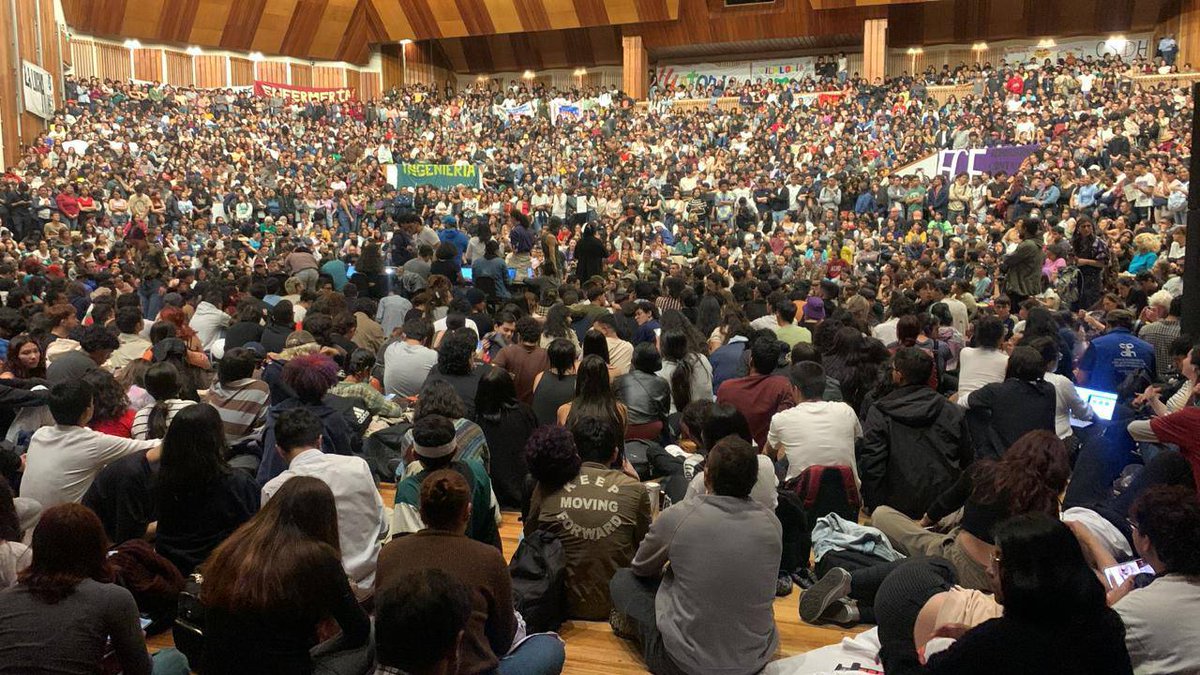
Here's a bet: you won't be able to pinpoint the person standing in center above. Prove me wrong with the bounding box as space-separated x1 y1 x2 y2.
493 316 550 405
1000 218 1044 307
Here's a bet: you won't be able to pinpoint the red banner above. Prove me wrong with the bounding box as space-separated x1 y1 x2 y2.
253 80 355 103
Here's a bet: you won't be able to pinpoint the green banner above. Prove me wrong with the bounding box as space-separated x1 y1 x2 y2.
390 163 483 189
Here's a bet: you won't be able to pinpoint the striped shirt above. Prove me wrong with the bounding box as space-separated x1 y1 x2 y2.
131 400 197 440
203 378 271 443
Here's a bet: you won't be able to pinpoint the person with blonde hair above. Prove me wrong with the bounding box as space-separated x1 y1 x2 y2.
1128 232 1161 275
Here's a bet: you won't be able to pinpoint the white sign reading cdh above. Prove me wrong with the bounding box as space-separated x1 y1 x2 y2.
21 60 55 120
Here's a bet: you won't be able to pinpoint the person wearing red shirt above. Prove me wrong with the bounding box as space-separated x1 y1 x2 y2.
715 338 797 450
55 184 80 228
1005 73 1025 95
1129 348 1200 492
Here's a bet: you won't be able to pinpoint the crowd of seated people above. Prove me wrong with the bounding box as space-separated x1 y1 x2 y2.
0 39 1196 675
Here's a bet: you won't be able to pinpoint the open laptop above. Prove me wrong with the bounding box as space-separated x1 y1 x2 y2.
1071 387 1119 428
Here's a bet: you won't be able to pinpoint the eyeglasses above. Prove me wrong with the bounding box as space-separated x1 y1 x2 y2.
1127 518 1139 531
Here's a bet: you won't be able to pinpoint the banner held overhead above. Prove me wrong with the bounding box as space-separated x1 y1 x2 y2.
389 164 483 189
253 81 355 103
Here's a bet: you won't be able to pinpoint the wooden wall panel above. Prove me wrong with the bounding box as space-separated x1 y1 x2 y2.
133 48 163 82
888 0 1171 47
313 65 345 88
164 50 194 86
437 25 621 74
291 63 314 86
71 39 97 78
361 71 382 99
194 54 228 88
345 69 362 93
229 56 254 86
256 60 289 83
96 42 132 81
626 0 880 51
61 0 682 64
381 43 402 87
1 0 64 165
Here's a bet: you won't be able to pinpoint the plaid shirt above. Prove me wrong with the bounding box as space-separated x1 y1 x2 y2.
1139 318 1181 380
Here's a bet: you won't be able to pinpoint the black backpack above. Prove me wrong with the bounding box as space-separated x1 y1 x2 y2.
508 530 568 633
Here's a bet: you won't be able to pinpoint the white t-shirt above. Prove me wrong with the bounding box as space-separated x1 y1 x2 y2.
686 455 778 511
1134 172 1157 208
434 316 480 337
955 347 1009 401
767 401 863 482
1044 371 1094 438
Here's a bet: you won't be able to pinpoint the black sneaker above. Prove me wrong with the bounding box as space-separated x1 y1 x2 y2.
609 609 637 640
791 568 819 590
799 567 851 625
823 599 860 628
775 573 794 597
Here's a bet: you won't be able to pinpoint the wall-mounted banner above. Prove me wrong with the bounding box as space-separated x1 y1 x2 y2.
388 163 483 189
253 80 355 103
654 56 820 89
1003 34 1152 66
937 144 1039 177
21 61 55 120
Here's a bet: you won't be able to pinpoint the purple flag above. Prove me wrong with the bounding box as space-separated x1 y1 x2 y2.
938 144 1039 177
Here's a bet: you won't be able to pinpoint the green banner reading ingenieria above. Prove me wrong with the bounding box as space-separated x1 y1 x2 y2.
390 163 483 189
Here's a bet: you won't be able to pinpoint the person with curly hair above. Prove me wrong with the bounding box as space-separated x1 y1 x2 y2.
82 370 134 438
422 328 492 420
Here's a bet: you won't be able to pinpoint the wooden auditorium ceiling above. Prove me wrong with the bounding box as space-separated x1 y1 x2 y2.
60 0 682 65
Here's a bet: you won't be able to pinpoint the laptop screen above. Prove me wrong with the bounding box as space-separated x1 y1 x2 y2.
1076 387 1118 421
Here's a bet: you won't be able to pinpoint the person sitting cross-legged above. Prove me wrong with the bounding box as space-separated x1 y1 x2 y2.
610 436 782 675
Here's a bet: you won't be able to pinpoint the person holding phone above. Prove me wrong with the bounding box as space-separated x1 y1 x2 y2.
1110 486 1200 674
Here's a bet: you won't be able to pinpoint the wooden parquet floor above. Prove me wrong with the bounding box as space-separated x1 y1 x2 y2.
148 488 862 674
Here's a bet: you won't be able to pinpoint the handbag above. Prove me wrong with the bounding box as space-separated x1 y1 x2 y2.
172 573 206 665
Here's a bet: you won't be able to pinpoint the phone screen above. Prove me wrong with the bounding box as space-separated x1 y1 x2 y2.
1103 558 1154 589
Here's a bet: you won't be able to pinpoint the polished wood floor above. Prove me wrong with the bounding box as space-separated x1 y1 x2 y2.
149 495 862 673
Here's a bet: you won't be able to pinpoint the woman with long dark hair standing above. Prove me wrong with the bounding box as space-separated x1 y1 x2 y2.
199 476 370 675
154 404 259 575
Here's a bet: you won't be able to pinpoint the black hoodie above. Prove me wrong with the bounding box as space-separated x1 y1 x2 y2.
857 384 974 519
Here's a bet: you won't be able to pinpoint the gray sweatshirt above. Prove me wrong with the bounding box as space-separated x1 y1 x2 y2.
631 494 782 675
